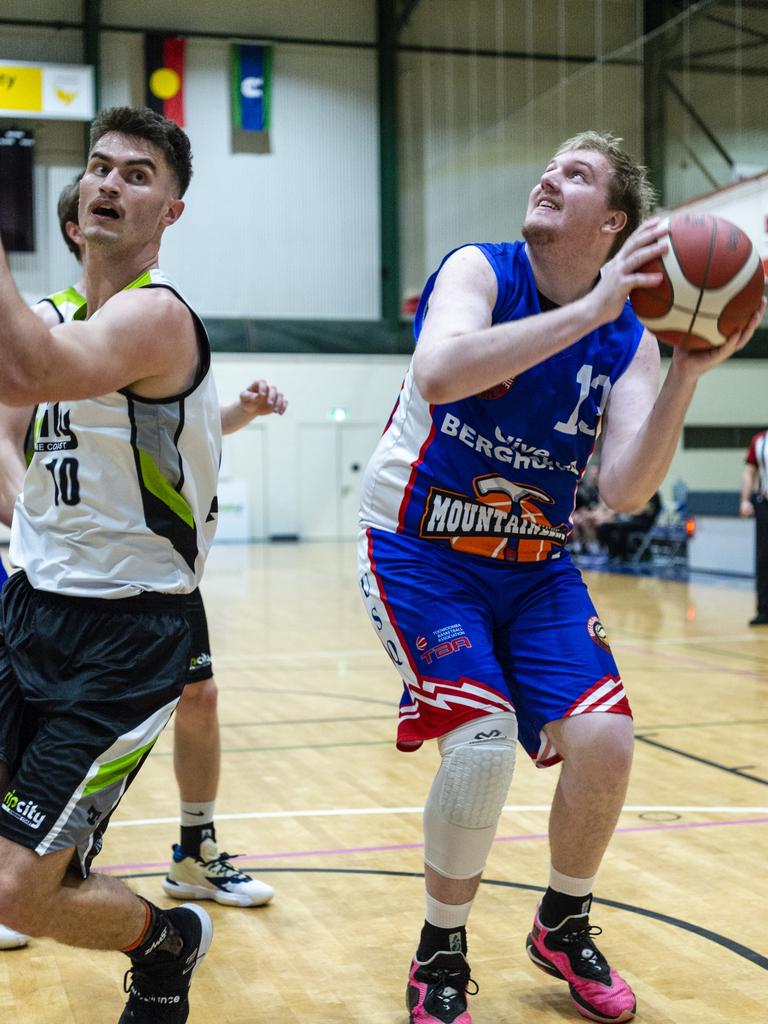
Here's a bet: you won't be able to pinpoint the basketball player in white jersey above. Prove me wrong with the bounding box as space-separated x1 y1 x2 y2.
0 106 221 1023
0 175 285 953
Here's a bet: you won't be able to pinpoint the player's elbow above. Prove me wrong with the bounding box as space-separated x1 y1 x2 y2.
0 364 46 405
598 485 646 515
412 352 454 405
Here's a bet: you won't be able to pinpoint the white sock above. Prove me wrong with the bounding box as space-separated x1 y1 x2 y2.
548 866 596 898
425 892 474 930
180 800 216 829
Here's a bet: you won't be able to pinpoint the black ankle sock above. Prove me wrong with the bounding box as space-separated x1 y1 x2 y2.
416 921 467 961
130 902 182 962
539 888 592 929
180 822 216 859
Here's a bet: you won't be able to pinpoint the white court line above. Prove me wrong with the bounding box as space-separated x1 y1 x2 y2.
110 804 768 828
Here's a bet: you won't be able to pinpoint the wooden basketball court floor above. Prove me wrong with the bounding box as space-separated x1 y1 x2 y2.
0 540 765 1023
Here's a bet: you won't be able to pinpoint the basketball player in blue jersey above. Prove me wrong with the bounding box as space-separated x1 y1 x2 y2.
358 131 765 1024
0 106 225 1023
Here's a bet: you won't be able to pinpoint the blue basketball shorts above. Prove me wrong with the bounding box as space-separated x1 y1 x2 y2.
358 527 631 766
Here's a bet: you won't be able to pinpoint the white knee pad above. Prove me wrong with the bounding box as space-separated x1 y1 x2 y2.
423 712 517 880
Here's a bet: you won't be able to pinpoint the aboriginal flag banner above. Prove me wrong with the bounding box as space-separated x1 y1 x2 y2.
231 44 272 132
145 34 186 127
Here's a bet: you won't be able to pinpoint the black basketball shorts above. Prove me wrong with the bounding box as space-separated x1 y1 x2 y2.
0 571 191 876
185 587 213 684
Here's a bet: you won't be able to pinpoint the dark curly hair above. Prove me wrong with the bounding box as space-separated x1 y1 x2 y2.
89 106 193 197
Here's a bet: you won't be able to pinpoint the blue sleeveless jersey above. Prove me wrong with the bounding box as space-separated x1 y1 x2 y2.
359 241 644 563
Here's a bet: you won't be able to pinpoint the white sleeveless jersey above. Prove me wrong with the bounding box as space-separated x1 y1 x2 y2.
11 269 221 598
39 285 85 325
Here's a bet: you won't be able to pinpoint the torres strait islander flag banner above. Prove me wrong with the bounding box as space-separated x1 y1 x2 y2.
145 34 186 127
231 44 272 132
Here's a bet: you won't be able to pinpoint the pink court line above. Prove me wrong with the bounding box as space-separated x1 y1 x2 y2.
95 815 768 874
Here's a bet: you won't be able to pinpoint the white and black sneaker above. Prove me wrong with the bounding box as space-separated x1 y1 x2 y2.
119 904 213 1023
0 923 28 949
163 839 274 907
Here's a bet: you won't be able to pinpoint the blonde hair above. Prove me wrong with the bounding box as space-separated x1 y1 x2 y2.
556 131 656 254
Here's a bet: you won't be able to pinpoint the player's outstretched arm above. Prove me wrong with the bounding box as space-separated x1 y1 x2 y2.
0 278 198 405
220 379 288 435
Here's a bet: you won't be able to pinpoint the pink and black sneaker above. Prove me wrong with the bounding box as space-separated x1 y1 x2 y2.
406 950 477 1023
526 908 636 1023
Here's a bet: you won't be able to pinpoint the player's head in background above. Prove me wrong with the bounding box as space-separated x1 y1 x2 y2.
57 173 85 262
523 130 656 261
81 106 193 257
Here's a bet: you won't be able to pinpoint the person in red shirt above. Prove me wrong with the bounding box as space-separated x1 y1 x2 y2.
740 429 768 625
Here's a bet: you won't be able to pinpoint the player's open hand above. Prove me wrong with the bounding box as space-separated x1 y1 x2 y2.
669 297 766 379
238 379 288 419
590 218 669 324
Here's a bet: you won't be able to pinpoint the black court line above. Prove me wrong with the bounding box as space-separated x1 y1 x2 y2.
635 734 768 785
117 868 768 971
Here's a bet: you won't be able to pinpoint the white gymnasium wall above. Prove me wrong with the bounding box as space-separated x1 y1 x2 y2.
97 31 381 318
211 353 409 542
2 3 380 316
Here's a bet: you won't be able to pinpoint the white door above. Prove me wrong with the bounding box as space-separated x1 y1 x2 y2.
339 423 383 538
298 423 339 539
297 422 382 540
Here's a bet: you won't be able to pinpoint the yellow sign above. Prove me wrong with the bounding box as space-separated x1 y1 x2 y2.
0 65 43 112
0 60 93 120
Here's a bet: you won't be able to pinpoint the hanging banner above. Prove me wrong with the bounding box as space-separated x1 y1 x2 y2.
230 44 272 132
145 34 186 127
0 60 94 120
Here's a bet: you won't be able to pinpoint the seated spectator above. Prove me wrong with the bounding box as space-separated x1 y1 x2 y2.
571 464 615 555
597 492 662 562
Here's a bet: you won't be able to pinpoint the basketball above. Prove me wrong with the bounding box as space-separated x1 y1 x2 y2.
630 212 765 350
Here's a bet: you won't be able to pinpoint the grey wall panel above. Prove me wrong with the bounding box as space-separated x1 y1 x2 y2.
102 0 375 43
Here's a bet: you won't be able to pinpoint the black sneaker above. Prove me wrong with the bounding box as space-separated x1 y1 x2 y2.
119 904 213 1023
406 950 478 1023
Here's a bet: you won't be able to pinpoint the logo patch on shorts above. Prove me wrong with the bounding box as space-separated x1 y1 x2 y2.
1 789 46 830
416 635 428 651
586 615 611 653
419 635 472 665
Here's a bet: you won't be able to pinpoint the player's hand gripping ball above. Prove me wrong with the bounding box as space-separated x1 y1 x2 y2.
630 212 766 350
